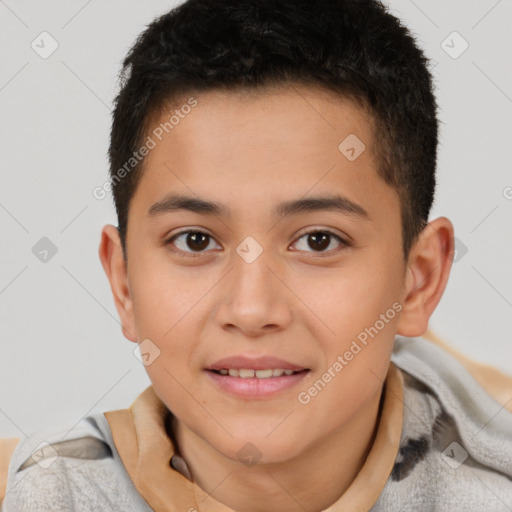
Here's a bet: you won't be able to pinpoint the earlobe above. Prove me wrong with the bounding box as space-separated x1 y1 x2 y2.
98 225 138 342
396 217 454 338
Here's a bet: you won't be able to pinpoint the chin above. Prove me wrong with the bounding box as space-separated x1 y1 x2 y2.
209 430 303 466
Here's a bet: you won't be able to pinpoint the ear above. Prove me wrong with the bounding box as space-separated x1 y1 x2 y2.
396 217 454 337
98 224 137 343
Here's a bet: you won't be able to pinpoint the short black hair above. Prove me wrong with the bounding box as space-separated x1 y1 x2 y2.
108 0 438 260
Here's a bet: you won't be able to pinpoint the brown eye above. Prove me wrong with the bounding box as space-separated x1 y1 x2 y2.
167 230 220 255
185 232 210 251
307 232 331 251
292 230 347 254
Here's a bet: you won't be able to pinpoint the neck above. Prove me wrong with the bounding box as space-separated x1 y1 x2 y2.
171 388 384 512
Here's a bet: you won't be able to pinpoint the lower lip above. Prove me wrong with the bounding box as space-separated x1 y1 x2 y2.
205 370 310 399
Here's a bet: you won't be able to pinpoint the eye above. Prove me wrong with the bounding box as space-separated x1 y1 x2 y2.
291 229 348 254
165 230 221 257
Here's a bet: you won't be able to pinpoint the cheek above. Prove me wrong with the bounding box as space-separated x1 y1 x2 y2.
301 254 403 391
128 252 200 339
127 256 206 366
303 264 400 342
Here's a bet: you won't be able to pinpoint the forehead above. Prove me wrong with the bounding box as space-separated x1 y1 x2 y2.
130 84 399 230
147 84 376 166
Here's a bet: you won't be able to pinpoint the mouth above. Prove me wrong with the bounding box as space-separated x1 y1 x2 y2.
204 356 311 398
205 369 310 398
208 368 309 378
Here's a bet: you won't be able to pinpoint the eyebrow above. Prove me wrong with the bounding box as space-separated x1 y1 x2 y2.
147 193 369 220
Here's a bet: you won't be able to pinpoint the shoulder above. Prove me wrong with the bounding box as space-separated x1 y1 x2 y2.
420 328 512 411
2 413 152 512
374 336 512 511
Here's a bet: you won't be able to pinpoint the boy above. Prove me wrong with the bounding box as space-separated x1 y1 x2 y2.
2 0 512 510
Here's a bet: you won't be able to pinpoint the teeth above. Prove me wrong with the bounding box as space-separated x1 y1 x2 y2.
255 369 273 378
216 368 299 378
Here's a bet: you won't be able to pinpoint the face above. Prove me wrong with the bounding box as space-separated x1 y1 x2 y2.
122 84 408 463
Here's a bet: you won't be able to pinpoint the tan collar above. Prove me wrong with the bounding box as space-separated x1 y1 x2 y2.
105 362 404 512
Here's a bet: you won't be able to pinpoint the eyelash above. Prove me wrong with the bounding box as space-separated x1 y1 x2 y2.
163 228 350 258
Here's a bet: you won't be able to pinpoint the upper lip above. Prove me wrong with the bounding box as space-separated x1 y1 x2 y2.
206 355 309 371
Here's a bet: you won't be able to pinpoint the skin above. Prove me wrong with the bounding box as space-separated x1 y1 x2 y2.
99 84 454 512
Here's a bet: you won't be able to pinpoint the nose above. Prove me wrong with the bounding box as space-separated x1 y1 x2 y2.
213 249 293 338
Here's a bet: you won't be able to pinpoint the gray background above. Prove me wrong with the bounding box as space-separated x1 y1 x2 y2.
1 0 511 438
